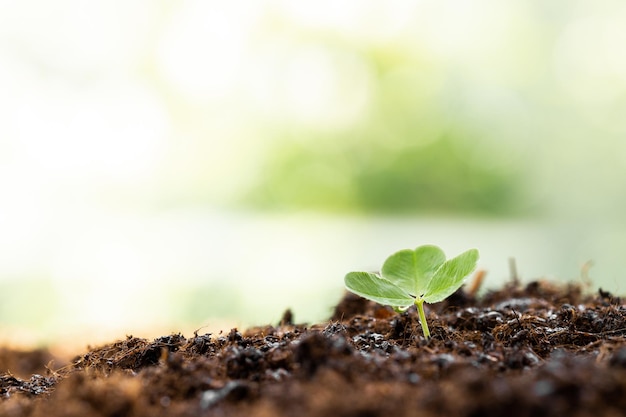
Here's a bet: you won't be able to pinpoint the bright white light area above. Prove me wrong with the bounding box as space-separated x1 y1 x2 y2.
0 77 169 284
245 41 374 130
156 1 263 102
11 82 168 183
554 11 626 132
0 1 170 294
0 0 154 74
413 0 538 85
157 1 376 129
278 0 418 42
282 46 372 128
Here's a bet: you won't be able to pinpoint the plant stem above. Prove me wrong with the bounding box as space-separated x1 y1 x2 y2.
415 299 431 340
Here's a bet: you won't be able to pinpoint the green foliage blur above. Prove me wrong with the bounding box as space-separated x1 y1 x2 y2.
243 47 526 217
247 133 523 216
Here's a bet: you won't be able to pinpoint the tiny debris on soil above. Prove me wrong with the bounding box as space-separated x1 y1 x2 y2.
2 279 626 416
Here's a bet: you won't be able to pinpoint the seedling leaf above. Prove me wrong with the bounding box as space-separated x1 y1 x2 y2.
344 272 414 308
344 245 479 340
381 245 446 296
423 248 479 303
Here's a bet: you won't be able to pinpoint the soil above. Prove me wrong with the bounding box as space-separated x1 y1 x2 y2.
2 278 626 417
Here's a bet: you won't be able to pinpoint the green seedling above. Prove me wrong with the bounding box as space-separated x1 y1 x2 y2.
344 245 479 340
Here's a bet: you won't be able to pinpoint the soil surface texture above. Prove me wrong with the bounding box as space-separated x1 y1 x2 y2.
2 279 626 416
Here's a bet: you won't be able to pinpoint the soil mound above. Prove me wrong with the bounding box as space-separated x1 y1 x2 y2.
2 280 626 416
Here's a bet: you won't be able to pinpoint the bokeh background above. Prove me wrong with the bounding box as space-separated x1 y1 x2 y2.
2 0 626 345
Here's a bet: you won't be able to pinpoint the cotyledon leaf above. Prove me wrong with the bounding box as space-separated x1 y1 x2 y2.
422 248 479 303
344 272 414 308
381 245 446 296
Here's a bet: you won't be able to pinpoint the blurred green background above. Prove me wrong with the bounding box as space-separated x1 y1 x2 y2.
2 1 626 345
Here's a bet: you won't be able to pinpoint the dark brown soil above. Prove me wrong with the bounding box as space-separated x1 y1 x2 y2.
2 279 626 416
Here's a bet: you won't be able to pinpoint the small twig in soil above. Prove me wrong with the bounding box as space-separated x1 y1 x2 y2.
580 260 593 288
466 269 486 298
509 257 519 286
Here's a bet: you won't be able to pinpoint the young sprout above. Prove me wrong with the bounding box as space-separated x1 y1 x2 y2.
344 245 479 340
